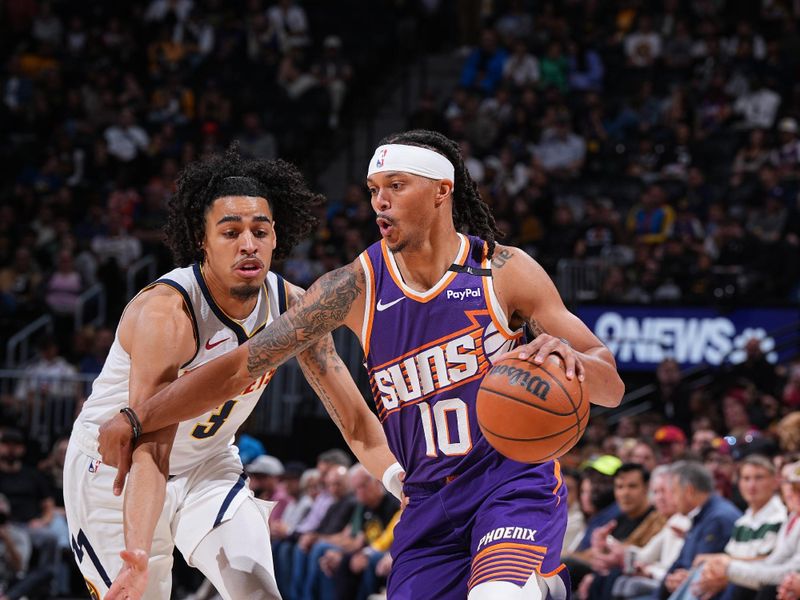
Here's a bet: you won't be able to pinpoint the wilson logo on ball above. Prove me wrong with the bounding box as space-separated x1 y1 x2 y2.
488 364 551 400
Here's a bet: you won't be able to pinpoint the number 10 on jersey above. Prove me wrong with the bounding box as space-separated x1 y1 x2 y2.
418 398 472 456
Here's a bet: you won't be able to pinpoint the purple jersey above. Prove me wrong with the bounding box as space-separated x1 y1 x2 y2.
359 234 570 598
359 233 552 486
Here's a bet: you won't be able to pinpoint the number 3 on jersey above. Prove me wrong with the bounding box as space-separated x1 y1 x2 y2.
418 398 472 456
192 400 237 439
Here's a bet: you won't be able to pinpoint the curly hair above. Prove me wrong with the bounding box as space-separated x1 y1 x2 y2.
165 145 323 266
378 129 504 258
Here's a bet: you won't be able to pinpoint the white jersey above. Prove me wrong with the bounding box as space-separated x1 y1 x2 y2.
73 263 288 474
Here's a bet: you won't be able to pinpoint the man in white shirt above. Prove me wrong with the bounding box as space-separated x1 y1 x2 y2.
691 455 787 599
104 108 150 163
702 460 800 600
734 79 781 130
625 16 662 68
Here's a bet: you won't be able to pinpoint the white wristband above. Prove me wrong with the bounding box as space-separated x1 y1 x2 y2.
381 462 404 500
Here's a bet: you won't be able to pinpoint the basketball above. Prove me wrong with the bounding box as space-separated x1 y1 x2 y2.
477 355 589 463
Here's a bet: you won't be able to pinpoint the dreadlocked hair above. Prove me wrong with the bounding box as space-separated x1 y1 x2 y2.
378 129 504 258
165 144 323 267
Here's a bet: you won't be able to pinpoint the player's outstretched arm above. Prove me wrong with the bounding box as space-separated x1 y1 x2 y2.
491 246 624 408
286 281 398 483
100 261 366 448
105 289 195 599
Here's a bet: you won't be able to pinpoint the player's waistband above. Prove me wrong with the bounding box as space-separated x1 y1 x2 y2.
404 453 558 498
70 421 101 459
403 473 459 496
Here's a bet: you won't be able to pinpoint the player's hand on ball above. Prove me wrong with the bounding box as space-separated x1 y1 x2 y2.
501 334 584 381
106 548 148 600
98 412 135 496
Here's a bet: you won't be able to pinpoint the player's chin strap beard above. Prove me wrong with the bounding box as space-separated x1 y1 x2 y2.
230 284 260 301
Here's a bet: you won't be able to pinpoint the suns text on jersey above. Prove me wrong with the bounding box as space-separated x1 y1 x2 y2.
369 320 489 417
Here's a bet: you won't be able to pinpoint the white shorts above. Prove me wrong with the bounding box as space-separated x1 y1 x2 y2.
64 427 273 599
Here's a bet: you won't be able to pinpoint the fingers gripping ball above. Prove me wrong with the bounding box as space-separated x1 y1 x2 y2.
477 355 589 463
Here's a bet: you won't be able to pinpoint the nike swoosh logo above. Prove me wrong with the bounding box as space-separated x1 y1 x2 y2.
205 337 230 350
376 297 404 311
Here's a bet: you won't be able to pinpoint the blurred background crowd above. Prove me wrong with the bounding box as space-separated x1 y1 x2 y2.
2 0 800 598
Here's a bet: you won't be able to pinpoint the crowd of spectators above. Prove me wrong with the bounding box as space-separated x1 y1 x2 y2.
422 0 800 305
3 344 800 599
0 0 424 361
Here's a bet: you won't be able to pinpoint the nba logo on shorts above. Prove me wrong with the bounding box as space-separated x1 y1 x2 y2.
376 148 388 168
88 459 101 473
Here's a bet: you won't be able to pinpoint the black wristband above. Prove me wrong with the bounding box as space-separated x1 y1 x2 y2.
119 407 142 443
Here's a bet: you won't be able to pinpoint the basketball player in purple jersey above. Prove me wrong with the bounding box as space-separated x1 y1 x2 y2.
98 130 624 599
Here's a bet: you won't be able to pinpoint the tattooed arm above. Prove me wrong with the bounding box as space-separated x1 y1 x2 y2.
126 261 367 434
288 283 397 481
491 245 624 408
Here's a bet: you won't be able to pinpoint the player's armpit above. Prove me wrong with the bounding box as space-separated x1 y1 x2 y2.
491 245 624 408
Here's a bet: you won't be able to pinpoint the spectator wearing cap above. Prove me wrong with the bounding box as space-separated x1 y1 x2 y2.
247 454 292 523
659 461 741 600
696 458 799 600
655 426 689 463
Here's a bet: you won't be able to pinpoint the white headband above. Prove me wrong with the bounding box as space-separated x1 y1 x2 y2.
367 144 455 188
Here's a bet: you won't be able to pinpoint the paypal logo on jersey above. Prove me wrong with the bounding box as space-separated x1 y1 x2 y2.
446 287 481 301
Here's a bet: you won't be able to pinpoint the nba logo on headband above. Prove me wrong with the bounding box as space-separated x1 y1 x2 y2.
376 148 388 168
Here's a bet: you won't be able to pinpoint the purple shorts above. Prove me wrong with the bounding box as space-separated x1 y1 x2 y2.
387 453 570 599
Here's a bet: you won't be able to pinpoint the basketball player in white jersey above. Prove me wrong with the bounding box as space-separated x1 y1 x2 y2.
63 148 398 600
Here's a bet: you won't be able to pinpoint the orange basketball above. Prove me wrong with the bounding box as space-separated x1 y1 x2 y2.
477 355 589 463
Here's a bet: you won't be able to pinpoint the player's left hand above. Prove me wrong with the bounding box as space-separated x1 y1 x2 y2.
98 412 135 496
499 334 585 381
106 549 148 600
